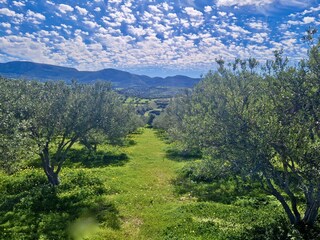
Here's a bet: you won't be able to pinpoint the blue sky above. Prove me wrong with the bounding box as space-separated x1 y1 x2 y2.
0 0 319 77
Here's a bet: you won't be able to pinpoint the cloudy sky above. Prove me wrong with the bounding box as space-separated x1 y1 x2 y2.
0 0 319 77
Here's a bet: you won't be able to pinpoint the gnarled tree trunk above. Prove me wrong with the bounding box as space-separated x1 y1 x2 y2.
40 143 60 186
44 167 60 186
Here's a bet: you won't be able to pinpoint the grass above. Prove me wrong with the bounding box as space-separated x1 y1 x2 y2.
0 128 296 239
92 128 188 239
82 128 288 239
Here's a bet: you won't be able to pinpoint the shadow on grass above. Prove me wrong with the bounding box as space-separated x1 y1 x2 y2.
109 138 137 147
154 129 173 143
173 166 268 206
64 148 129 168
0 170 121 240
165 148 202 162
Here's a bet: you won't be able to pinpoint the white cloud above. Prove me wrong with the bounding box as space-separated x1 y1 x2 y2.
83 20 99 29
303 16 315 24
75 6 88 15
153 23 171 34
162 2 171 11
0 35 60 64
36 30 59 38
282 38 296 46
102 16 122 27
204 6 213 13
13 1 25 7
301 5 320 15
185 7 203 18
216 0 273 7
1 22 11 28
141 10 163 24
108 0 122 3
109 5 136 24
128 25 147 36
70 15 77 21
228 25 250 34
287 20 301 25
287 16 316 25
60 24 71 29
185 33 200 40
0 7 23 24
251 32 268 43
0 8 18 16
26 10 46 21
184 7 204 28
247 20 268 30
149 5 162 13
0 0 314 75
218 11 227 16
58 4 74 14
283 30 296 38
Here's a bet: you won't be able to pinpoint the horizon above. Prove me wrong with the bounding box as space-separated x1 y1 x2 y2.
0 60 202 78
0 0 320 77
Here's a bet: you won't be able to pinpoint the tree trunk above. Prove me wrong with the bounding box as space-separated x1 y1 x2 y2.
265 178 297 224
302 202 320 226
45 167 60 186
40 144 60 186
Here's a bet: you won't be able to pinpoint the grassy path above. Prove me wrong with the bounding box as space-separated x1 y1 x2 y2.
89 128 281 240
0 127 284 239
96 128 190 239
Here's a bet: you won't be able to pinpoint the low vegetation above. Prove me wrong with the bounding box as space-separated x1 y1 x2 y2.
0 129 306 239
154 31 320 237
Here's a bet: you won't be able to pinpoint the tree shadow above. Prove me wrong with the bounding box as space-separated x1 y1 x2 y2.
173 171 269 206
125 139 137 146
109 138 137 147
165 148 202 162
65 148 129 168
154 129 171 143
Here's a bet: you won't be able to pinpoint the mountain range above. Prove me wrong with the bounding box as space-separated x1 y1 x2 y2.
0 61 200 89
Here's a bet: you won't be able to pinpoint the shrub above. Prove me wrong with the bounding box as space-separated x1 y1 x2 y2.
0 168 119 239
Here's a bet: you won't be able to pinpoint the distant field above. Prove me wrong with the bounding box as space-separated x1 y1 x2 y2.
117 86 190 99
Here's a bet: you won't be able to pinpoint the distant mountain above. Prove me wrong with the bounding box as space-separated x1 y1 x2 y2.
0 61 200 89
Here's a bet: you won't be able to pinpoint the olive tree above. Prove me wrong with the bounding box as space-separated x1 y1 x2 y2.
161 49 320 233
0 78 32 173
0 79 142 185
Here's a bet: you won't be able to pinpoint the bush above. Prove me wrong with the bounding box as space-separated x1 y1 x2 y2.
0 169 119 239
161 203 304 240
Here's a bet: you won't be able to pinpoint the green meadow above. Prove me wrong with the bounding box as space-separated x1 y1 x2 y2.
1 128 293 239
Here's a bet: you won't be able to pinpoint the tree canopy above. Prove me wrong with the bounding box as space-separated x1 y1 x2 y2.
0 78 143 185
156 38 320 233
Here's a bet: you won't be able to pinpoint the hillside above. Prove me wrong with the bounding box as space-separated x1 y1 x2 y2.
0 61 200 89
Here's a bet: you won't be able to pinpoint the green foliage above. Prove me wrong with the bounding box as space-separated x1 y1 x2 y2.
64 148 129 168
161 202 303 240
0 169 119 240
168 162 309 240
174 161 265 203
159 37 320 232
0 78 143 184
165 147 201 162
1 127 317 239
0 77 33 173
